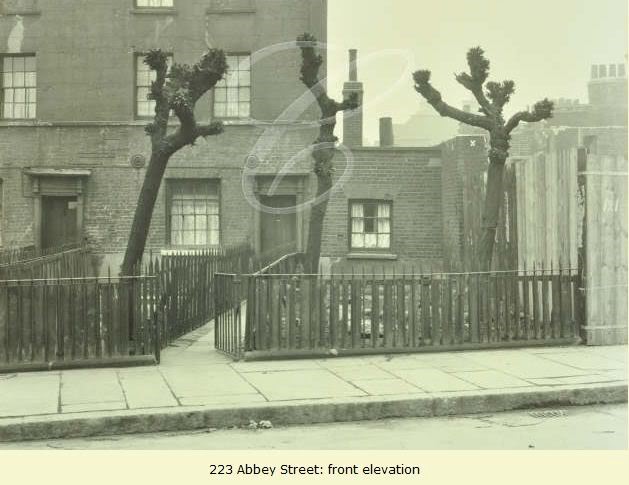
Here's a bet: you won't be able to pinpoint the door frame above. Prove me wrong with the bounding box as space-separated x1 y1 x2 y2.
253 174 307 255
25 169 91 250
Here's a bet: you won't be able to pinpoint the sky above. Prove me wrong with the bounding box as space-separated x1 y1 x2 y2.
326 0 628 144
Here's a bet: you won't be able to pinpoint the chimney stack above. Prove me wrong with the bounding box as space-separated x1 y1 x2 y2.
379 117 394 147
342 49 363 147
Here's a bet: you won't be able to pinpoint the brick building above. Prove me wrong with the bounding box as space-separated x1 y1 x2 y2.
0 0 326 272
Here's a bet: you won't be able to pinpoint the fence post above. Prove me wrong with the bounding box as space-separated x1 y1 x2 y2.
153 309 161 364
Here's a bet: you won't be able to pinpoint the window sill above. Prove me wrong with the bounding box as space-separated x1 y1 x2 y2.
130 8 177 15
206 8 255 14
1 10 41 16
161 247 221 255
346 252 398 260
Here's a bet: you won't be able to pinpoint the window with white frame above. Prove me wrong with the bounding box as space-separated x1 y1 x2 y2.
136 0 174 7
168 180 220 246
213 54 250 118
1 55 36 119
135 53 172 118
350 200 391 250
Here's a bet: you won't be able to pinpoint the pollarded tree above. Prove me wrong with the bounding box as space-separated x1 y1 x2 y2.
297 33 358 272
121 49 227 276
412 47 553 270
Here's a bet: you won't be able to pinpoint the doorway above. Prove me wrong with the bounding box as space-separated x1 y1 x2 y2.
259 194 297 254
41 196 78 249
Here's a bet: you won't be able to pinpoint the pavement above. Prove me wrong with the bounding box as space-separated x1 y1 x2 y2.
0 322 627 443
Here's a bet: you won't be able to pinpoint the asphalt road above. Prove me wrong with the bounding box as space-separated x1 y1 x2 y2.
1 403 626 450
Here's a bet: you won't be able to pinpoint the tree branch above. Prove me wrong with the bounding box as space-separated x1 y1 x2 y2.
505 98 554 133
144 49 170 143
196 121 224 138
454 47 493 116
485 80 515 112
413 70 491 130
297 33 359 144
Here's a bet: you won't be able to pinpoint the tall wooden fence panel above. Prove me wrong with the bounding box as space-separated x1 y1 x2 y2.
583 154 628 344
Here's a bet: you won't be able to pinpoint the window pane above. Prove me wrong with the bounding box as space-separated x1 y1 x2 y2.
238 70 250 86
240 87 250 102
12 57 24 72
377 234 390 248
3 89 13 103
214 103 226 117
239 102 250 118
24 56 36 72
364 217 375 233
351 204 363 217
13 72 24 87
28 103 35 118
351 218 363 233
226 101 238 117
14 89 25 103
365 233 377 248
226 87 238 103
378 218 390 233
378 203 390 217
3 104 12 118
214 88 226 102
3 57 12 72
25 72 36 87
14 104 25 118
3 73 12 88
182 231 195 245
351 234 365 248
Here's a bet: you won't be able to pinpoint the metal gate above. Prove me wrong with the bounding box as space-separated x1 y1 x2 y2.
214 273 244 359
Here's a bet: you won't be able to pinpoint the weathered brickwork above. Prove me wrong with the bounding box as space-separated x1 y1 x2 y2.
320 146 445 273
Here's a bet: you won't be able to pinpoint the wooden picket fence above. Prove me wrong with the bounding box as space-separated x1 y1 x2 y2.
0 275 159 369
0 243 92 280
215 264 583 360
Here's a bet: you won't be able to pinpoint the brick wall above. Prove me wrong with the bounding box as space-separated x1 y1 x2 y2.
319 146 444 273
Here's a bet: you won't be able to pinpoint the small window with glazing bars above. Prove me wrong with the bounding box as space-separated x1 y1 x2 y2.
1 55 36 119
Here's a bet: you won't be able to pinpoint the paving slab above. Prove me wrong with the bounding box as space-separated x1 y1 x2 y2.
160 366 256 398
391 368 480 392
351 378 424 395
60 369 124 406
118 369 178 409
325 364 394 381
0 373 60 417
541 352 626 371
452 370 534 389
241 369 366 401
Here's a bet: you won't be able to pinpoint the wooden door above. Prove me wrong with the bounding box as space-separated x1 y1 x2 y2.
259 195 297 254
41 196 78 249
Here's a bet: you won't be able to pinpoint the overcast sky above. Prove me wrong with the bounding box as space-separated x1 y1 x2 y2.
326 0 628 144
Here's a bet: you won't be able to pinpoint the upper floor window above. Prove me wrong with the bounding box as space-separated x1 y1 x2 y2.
136 53 172 118
167 179 220 247
350 200 392 250
136 0 174 7
1 55 36 120
213 54 250 119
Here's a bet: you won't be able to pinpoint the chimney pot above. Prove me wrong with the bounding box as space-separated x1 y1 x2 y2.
379 117 394 147
349 49 358 81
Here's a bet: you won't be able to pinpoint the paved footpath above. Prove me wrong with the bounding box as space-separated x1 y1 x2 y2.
0 323 626 442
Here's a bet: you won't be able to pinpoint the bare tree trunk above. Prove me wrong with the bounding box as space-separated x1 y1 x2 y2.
478 159 506 271
121 152 169 275
306 173 332 273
